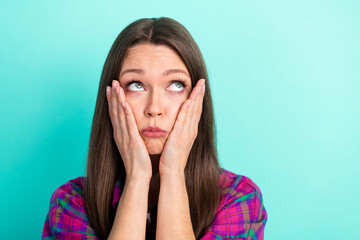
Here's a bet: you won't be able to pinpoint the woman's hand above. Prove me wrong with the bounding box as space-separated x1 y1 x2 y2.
159 79 206 176
106 80 152 181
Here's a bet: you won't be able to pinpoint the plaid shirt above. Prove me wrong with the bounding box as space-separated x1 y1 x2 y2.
42 168 267 239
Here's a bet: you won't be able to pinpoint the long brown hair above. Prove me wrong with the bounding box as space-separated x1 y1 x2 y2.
84 17 223 239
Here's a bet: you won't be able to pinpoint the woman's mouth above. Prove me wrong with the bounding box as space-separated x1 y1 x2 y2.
141 126 167 138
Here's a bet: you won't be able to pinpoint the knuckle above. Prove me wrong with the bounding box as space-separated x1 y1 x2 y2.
124 108 130 116
111 108 118 116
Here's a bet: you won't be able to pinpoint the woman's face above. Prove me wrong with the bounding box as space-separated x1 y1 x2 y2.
118 43 192 155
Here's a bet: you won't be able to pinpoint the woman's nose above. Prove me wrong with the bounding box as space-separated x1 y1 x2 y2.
145 92 163 117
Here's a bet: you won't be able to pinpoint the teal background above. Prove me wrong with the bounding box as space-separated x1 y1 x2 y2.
1 0 359 239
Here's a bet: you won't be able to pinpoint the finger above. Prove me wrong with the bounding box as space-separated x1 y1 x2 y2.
107 83 122 138
183 78 204 121
190 83 205 128
173 79 205 132
171 98 192 135
187 79 205 122
118 87 142 141
191 80 206 118
188 79 205 101
183 79 205 140
114 83 129 138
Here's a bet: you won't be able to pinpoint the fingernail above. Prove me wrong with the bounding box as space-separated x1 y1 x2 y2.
106 87 110 96
112 80 116 88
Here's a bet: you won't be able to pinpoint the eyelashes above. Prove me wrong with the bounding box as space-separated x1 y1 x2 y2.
125 78 189 91
170 78 188 88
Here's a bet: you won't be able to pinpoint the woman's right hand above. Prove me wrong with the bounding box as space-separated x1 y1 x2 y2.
106 80 152 181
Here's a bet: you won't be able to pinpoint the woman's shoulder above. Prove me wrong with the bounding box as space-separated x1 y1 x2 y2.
201 169 267 239
216 168 267 222
219 168 263 196
42 176 98 239
48 176 86 205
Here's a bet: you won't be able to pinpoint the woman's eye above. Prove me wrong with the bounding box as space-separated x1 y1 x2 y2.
127 81 186 92
127 82 143 91
168 81 185 91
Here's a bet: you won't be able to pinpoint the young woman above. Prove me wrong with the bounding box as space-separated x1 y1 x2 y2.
42 17 267 240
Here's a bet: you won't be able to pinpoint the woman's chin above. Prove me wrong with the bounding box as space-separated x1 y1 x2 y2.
144 142 163 155
147 147 163 155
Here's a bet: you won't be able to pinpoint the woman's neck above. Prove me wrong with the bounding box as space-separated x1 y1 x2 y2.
148 154 161 213
149 154 160 176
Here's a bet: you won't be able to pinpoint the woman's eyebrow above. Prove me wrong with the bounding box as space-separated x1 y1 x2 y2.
120 68 190 78
163 69 190 78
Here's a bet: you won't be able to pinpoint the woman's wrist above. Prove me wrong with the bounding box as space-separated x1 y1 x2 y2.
125 174 151 187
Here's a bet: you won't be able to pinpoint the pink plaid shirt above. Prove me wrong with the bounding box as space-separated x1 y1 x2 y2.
42 168 267 239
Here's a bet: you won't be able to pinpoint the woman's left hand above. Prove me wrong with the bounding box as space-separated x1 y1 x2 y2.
159 79 206 176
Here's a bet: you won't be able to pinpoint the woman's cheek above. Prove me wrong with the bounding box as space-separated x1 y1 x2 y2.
124 92 146 106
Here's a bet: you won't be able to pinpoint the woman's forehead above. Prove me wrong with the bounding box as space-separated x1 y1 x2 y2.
120 44 189 75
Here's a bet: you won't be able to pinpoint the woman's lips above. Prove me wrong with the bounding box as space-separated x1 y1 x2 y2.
142 131 167 137
141 126 167 138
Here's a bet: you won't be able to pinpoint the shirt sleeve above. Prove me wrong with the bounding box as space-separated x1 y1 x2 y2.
41 180 100 239
200 176 268 240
